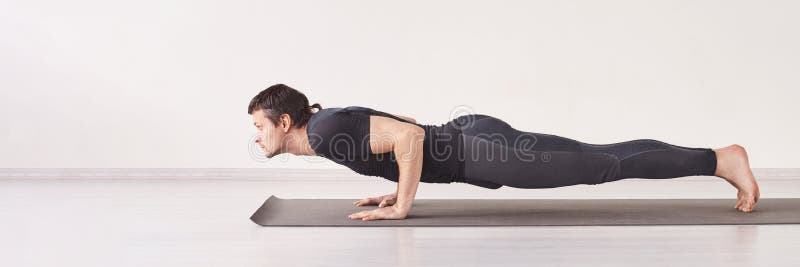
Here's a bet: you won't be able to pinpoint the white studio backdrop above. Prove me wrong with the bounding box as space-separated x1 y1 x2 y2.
1 0 797 169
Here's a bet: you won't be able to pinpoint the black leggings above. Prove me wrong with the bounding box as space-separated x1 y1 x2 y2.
457 114 718 189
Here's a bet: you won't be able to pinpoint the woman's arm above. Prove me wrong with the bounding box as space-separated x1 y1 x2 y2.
347 115 424 220
379 116 424 213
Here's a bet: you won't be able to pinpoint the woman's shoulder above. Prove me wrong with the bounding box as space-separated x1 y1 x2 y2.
341 105 371 110
339 105 413 123
306 106 373 156
307 106 369 135
314 105 372 116
307 105 404 133
308 106 373 126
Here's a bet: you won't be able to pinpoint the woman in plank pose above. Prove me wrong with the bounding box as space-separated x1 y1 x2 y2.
248 84 760 221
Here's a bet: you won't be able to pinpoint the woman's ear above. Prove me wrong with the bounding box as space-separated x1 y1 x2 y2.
279 113 293 132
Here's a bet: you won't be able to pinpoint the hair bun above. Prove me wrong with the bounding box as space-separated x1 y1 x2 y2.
309 103 322 110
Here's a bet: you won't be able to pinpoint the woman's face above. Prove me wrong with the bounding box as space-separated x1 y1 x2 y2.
252 109 287 158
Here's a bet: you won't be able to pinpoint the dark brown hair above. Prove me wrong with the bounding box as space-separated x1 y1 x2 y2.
247 83 322 128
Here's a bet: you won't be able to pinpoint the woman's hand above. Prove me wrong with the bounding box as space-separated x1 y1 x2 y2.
353 193 397 208
348 205 408 221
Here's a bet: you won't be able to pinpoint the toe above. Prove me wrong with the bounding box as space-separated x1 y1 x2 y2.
740 202 754 212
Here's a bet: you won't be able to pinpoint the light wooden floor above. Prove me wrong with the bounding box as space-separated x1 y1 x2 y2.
1 176 799 266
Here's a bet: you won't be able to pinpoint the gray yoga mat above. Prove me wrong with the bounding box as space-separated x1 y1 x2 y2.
250 195 800 227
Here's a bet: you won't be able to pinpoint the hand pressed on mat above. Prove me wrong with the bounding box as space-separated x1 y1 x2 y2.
348 205 408 221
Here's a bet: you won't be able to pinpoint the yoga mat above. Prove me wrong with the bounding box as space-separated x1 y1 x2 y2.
250 195 800 227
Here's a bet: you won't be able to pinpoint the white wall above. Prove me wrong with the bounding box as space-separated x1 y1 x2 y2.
1 0 797 169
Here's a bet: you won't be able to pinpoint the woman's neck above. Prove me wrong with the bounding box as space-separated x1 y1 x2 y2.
284 124 316 156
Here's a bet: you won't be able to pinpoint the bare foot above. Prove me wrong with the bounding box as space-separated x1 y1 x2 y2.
713 144 760 212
